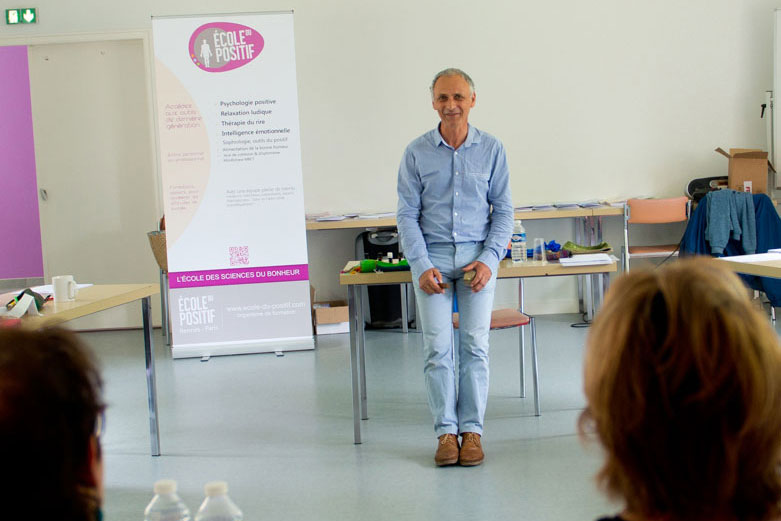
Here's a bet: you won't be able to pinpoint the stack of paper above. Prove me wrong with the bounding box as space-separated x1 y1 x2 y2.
314 213 359 221
559 253 613 266
315 215 347 221
719 252 781 263
357 211 396 219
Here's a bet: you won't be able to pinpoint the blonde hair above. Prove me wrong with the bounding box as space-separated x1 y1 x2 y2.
579 257 781 521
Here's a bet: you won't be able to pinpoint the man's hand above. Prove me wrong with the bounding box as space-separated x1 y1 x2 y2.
463 261 492 293
419 268 445 295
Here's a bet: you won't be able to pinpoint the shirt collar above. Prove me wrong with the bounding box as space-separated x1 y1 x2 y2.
430 124 480 150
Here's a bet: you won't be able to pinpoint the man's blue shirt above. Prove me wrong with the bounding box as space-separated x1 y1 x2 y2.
396 124 514 276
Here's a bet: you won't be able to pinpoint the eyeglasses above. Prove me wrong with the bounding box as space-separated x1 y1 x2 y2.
94 409 106 438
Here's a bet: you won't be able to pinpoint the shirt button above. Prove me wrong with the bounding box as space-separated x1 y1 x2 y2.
454 151 458 155
455 171 459 176
454 212 458 216
455 192 459 196
453 232 458 236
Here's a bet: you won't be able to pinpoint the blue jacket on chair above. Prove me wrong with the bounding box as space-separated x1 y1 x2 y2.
704 190 756 255
680 193 781 306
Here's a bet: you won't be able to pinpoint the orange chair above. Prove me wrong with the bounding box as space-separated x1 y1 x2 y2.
622 197 691 272
453 308 540 416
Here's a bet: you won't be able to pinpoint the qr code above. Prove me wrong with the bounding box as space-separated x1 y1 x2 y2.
229 246 249 266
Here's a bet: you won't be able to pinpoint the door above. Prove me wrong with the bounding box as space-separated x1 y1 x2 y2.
28 39 161 329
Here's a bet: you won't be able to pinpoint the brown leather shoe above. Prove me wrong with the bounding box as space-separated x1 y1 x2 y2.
434 434 459 466
459 432 484 466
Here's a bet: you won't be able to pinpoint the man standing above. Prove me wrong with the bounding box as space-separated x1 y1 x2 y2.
397 68 513 466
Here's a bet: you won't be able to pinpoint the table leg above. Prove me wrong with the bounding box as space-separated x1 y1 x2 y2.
596 216 603 242
519 278 526 398
588 216 596 245
400 284 408 333
358 288 368 420
585 273 594 323
598 272 605 309
348 285 362 444
142 296 161 456
576 218 584 314
587 217 602 322
408 287 417 331
530 316 540 416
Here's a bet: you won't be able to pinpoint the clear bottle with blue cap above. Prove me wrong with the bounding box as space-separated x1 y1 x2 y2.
511 220 527 263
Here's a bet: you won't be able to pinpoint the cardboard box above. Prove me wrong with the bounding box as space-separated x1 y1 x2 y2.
312 300 349 335
715 147 775 194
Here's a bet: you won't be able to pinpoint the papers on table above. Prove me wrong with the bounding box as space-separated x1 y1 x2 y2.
559 253 614 267
313 213 358 221
341 261 360 273
31 283 93 296
315 215 347 221
719 253 781 263
514 200 611 211
356 211 395 219
313 212 393 221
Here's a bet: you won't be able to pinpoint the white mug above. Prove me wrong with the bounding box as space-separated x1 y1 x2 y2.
52 275 78 302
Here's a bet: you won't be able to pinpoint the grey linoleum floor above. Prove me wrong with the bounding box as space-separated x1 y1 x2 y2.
83 314 622 521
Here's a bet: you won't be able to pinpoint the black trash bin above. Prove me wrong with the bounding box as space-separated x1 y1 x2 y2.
356 229 403 328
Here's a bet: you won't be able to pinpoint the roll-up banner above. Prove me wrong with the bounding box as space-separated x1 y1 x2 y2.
152 12 313 358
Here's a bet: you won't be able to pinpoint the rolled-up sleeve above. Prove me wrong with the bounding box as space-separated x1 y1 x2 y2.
397 147 434 275
476 143 513 274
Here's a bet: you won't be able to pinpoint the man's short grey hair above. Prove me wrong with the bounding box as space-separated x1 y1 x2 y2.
430 68 475 98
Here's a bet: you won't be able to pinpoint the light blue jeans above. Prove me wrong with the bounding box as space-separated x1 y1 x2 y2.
412 242 496 437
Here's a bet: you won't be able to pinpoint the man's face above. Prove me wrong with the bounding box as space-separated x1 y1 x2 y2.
432 74 475 129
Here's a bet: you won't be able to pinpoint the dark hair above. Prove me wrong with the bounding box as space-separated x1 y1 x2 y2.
579 258 781 521
0 328 104 520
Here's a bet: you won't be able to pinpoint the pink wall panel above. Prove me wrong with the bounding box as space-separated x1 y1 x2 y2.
0 45 43 280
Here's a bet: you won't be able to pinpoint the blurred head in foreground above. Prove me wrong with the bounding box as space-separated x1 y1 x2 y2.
0 328 105 521
580 257 781 521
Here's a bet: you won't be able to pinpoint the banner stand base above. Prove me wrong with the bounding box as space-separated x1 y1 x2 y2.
172 336 314 359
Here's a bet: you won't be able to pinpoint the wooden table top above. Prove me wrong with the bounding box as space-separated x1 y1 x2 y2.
340 258 617 285
717 255 781 279
2 284 159 329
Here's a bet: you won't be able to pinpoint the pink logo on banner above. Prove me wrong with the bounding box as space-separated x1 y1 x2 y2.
169 264 309 289
189 22 264 72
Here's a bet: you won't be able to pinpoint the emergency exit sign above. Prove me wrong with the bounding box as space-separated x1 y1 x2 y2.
5 8 37 24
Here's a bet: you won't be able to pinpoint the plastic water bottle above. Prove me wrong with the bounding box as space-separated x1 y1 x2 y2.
144 479 192 521
194 481 243 521
511 220 527 263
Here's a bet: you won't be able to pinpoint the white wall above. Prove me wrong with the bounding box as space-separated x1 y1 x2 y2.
1 0 777 309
